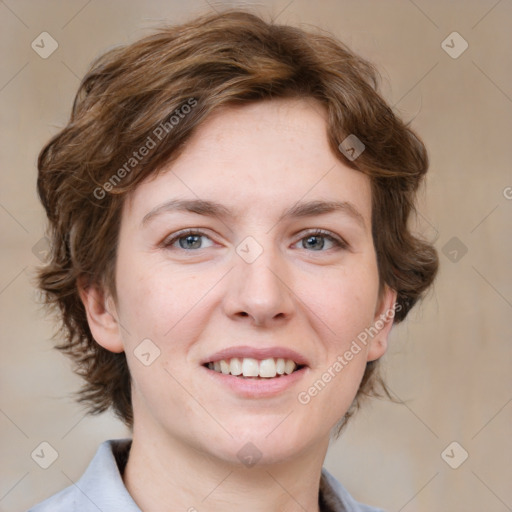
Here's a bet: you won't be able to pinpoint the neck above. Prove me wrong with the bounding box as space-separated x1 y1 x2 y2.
123 422 329 512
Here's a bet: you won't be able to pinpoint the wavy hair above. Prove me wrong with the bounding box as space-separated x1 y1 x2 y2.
36 9 438 435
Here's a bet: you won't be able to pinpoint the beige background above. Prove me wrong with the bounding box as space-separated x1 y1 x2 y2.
1 1 511 511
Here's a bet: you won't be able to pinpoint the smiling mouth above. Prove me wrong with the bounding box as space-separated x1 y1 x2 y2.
203 357 305 379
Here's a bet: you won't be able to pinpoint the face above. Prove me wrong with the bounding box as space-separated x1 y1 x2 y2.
90 98 396 465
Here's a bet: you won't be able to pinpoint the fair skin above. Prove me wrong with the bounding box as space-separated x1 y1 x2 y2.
80 98 397 512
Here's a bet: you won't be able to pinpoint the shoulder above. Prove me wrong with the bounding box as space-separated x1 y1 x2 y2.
320 467 386 512
28 439 138 512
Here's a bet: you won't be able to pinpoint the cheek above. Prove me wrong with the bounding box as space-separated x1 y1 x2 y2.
298 279 378 427
114 258 204 406
311 261 380 347
114 252 217 361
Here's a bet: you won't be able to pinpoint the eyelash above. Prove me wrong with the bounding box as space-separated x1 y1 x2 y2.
162 228 348 252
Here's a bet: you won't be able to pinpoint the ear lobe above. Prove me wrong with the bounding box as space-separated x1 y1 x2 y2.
77 276 124 354
366 285 398 362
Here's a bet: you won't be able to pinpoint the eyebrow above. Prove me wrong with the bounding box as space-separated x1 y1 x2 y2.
141 198 366 229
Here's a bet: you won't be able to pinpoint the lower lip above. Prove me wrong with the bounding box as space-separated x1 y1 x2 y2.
200 365 308 398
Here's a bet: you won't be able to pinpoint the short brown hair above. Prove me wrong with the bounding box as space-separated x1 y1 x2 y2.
36 9 438 433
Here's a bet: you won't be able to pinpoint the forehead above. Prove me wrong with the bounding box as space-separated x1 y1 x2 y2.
123 98 372 227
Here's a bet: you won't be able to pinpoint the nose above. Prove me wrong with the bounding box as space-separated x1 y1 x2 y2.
222 243 295 327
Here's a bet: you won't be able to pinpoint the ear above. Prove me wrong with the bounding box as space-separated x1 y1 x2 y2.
366 285 398 362
77 276 124 353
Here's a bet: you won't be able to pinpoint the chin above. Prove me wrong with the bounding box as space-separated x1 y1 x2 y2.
216 441 306 468
214 423 314 467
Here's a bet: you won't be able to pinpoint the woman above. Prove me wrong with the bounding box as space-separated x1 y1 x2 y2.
31 9 438 511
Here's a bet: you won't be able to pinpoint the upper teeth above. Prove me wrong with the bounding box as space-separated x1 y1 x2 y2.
208 357 298 378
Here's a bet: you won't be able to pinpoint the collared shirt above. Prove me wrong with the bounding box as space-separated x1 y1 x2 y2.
28 439 385 512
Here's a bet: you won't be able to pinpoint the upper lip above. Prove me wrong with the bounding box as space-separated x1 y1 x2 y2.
201 345 310 367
